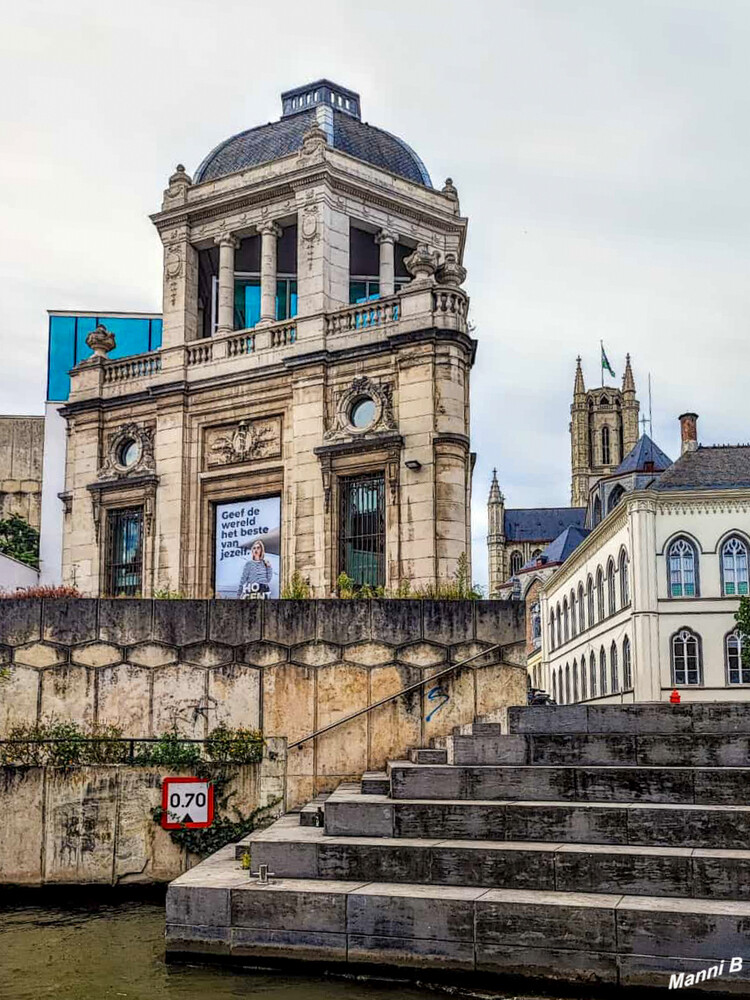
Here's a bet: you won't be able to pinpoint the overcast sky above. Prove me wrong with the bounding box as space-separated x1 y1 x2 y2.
1 0 748 589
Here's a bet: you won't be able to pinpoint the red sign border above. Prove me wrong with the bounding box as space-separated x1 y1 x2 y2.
161 776 215 829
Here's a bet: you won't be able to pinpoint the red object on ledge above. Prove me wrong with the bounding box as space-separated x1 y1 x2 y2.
670 689 681 704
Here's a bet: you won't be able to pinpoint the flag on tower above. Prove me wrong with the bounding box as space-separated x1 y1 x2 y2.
601 343 616 378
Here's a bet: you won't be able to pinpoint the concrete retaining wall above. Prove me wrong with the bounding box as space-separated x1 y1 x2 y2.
0 740 285 886
0 598 526 808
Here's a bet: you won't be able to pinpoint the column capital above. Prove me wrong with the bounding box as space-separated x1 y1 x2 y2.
214 232 239 250
375 228 397 245
257 220 283 238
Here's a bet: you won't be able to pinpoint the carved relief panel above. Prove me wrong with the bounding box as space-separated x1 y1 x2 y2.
203 416 282 469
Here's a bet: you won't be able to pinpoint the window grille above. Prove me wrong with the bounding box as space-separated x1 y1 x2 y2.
106 508 143 597
339 472 385 588
671 628 702 686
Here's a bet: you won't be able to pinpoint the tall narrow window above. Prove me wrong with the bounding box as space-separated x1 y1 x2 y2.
552 672 558 703
580 653 588 699
601 425 611 465
563 599 570 643
607 558 616 616
587 577 595 626
570 590 577 638
726 631 749 685
623 636 633 689
599 646 608 696
589 651 597 698
549 612 556 651
722 537 749 596
593 496 602 526
619 550 630 606
596 567 604 622
610 641 619 692
106 508 143 597
578 583 586 631
668 538 698 597
559 667 564 704
573 660 579 702
531 602 542 649
671 628 702 686
565 663 571 704
556 605 562 648
349 226 380 305
339 473 385 588
510 550 523 576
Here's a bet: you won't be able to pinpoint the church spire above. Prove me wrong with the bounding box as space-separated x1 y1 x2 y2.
622 353 635 395
488 467 504 504
573 356 585 398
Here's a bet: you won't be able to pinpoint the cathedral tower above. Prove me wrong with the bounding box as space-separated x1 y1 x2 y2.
487 468 505 591
570 354 639 507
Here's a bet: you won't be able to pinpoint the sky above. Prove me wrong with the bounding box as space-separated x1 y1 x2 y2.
1 0 748 589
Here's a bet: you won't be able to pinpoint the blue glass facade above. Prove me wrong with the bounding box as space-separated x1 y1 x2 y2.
47 313 162 402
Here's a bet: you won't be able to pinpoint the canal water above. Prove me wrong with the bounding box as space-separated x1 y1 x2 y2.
0 894 587 1000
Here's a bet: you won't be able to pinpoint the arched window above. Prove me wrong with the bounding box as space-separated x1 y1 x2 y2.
570 591 577 638
565 663 571 704
596 567 604 621
726 631 749 685
601 425 611 465
623 636 632 689
580 652 587 699
587 577 595 626
607 484 625 512
610 640 619 692
549 612 556 650
593 495 602 526
589 651 597 698
573 660 579 702
671 628 702 686
578 583 585 631
563 599 570 643
556 605 562 648
510 550 523 576
607 558 616 616
668 538 698 598
722 537 749 597
599 646 608 695
531 548 542 560
619 550 630 606
552 672 558 703
559 666 564 704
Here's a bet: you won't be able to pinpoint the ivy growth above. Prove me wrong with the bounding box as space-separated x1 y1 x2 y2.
736 595 750 667
0 514 40 568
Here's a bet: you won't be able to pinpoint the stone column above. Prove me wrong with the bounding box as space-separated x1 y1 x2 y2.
375 230 397 297
214 234 239 335
258 221 282 325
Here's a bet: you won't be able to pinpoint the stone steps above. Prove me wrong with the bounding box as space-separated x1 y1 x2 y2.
409 747 448 765
508 702 750 735
361 772 390 795
239 814 750 901
323 787 750 849
166 848 750 990
387 761 750 805
446 731 750 767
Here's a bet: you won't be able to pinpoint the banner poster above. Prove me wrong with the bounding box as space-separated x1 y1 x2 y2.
215 496 281 599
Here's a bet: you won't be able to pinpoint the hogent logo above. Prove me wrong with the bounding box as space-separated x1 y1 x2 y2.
669 957 743 989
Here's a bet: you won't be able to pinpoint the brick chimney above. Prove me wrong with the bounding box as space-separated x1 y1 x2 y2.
679 412 699 455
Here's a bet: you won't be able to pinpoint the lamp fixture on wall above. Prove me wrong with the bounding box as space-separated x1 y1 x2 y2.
404 459 422 471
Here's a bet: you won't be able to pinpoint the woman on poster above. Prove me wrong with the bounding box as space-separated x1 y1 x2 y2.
237 539 273 598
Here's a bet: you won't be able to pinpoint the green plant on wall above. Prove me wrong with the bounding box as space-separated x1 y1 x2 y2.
334 552 483 600
736 595 750 667
280 570 311 599
0 513 40 568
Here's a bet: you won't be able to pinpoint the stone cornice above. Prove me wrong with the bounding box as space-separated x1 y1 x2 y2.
540 503 629 597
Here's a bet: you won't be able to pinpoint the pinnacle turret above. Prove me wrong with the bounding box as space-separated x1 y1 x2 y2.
573 356 585 398
488 467 504 504
622 353 636 395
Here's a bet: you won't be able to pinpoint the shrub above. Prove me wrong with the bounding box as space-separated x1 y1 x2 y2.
0 514 39 568
135 731 203 767
0 585 83 600
1 720 125 766
204 725 263 764
281 571 311 599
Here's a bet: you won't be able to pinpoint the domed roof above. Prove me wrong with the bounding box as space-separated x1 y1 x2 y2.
194 80 432 188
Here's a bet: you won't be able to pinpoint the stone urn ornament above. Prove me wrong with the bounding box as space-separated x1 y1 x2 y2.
404 243 440 284
435 252 467 288
85 324 116 359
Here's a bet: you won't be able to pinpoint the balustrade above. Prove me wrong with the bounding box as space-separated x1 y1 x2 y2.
186 342 213 366
102 353 162 384
270 324 296 348
227 333 255 357
326 296 400 335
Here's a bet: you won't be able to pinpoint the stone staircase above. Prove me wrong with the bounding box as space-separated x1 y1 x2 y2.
166 703 750 992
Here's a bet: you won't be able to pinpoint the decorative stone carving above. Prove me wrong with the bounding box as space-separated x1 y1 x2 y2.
441 177 458 200
205 416 282 468
300 204 320 273
299 123 327 161
325 376 396 443
404 244 439 284
435 252 467 288
85 324 115 359
162 164 192 207
97 423 156 482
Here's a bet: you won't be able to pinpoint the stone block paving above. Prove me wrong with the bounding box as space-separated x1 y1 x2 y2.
167 702 750 992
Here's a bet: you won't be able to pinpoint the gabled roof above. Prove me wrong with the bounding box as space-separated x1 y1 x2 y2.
614 434 672 475
652 445 750 492
538 525 590 566
504 507 586 542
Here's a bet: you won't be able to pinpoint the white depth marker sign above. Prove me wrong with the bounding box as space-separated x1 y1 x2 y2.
161 777 214 829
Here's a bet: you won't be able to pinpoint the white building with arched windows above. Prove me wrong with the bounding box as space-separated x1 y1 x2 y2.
539 414 750 704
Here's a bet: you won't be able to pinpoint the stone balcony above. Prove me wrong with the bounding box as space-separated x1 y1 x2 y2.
67 283 471 403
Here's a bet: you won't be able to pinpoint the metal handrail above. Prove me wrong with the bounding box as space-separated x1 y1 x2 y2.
288 642 506 750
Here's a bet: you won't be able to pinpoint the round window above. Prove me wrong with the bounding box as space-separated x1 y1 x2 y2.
119 439 139 468
350 396 376 429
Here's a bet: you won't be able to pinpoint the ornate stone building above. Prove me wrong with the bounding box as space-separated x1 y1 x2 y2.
570 354 640 507
0 416 44 528
58 81 475 598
